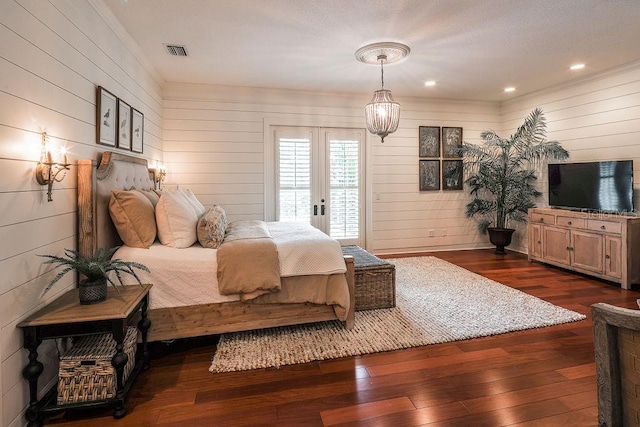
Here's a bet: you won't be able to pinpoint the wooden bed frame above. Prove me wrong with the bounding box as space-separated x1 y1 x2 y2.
77 151 355 342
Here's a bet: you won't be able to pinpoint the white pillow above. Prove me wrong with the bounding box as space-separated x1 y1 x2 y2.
155 191 198 248
175 186 205 217
185 188 206 216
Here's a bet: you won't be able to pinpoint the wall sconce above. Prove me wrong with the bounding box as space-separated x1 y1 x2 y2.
153 162 166 190
35 132 70 202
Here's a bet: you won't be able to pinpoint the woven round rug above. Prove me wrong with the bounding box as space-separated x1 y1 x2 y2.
209 256 586 372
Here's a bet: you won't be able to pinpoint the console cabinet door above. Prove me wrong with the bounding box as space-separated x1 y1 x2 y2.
542 226 571 266
570 230 603 273
604 235 623 279
528 223 543 258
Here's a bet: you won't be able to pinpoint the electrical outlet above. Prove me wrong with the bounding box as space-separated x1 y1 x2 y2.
428 229 435 237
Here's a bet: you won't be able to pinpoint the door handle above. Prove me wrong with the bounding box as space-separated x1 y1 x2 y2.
313 205 318 216
320 199 325 215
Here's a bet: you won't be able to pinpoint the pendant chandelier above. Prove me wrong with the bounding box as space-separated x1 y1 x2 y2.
356 42 410 142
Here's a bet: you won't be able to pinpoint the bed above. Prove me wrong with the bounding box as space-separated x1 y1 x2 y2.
77 151 355 342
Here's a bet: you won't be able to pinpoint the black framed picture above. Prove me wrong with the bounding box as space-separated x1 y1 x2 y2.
97 86 117 147
117 99 131 150
442 160 463 191
442 127 463 158
419 160 440 191
131 108 144 153
418 126 440 157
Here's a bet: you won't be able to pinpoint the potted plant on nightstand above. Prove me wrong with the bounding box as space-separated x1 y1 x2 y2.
458 108 569 254
39 247 149 304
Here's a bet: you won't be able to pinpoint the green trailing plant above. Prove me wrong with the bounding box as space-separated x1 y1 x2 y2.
459 108 569 234
38 246 149 296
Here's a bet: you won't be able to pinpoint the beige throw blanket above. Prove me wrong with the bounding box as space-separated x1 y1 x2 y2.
216 220 281 298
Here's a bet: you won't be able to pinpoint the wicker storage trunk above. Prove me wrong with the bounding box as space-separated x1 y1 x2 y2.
342 245 396 311
57 326 137 405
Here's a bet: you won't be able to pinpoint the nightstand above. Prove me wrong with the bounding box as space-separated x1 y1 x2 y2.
17 284 152 427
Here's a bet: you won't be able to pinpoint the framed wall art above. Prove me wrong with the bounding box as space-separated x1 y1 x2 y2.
117 99 132 150
131 108 144 153
442 160 463 191
419 160 440 191
418 126 440 157
442 127 463 158
97 86 117 147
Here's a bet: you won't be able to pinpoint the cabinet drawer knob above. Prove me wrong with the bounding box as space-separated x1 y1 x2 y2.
601 225 606 230
539 218 544 223
605 254 611 259
537 241 541 244
566 246 573 251
567 221 572 225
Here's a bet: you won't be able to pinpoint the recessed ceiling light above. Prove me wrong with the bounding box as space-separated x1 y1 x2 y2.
504 87 516 93
570 63 585 70
424 80 436 87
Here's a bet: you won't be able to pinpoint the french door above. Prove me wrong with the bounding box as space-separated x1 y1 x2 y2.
274 126 364 246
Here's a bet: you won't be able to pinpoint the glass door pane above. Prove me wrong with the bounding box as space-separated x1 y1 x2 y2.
277 131 312 223
329 138 359 238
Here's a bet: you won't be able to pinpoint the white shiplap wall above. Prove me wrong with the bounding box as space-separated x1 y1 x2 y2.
163 83 501 255
2 1 639 424
502 61 640 252
0 1 163 425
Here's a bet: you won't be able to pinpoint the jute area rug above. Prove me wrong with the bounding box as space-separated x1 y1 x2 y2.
209 256 586 373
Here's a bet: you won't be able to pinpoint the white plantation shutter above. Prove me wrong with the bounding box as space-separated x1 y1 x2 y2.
278 137 311 222
329 139 359 239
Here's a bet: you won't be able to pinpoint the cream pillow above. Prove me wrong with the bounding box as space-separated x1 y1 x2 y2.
138 188 160 207
185 188 206 216
197 206 227 249
109 189 156 248
155 191 198 248
176 186 205 217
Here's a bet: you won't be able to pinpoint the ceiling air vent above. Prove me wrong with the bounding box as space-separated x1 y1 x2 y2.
164 44 188 57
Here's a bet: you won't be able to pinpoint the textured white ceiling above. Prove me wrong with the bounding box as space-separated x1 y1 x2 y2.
103 0 640 101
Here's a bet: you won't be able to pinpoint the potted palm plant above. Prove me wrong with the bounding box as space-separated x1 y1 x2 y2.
458 108 569 254
39 247 149 304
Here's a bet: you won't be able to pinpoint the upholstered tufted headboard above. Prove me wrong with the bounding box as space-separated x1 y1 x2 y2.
78 151 155 256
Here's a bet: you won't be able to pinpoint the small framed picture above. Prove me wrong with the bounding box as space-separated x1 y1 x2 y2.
442 127 463 158
419 126 440 157
97 87 117 147
419 160 440 191
131 108 144 153
442 160 463 191
117 99 132 150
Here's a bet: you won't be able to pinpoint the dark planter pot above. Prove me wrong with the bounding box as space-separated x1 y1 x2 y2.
78 278 107 305
487 228 515 255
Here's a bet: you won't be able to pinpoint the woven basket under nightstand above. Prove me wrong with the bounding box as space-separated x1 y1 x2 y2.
57 326 137 405
342 245 396 311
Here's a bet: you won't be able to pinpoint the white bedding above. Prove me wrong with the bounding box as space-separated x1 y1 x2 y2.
114 221 346 310
115 242 237 309
267 222 346 277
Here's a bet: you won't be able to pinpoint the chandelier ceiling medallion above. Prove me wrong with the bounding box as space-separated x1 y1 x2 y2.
356 42 410 142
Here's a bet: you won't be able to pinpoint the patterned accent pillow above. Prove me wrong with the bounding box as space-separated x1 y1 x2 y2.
197 206 227 249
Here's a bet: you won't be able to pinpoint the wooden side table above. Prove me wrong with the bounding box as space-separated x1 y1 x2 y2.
17 284 152 427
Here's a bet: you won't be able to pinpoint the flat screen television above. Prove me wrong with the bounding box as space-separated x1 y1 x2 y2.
548 160 634 213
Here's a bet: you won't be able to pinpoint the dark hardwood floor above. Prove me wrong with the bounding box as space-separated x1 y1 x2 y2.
48 249 639 426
